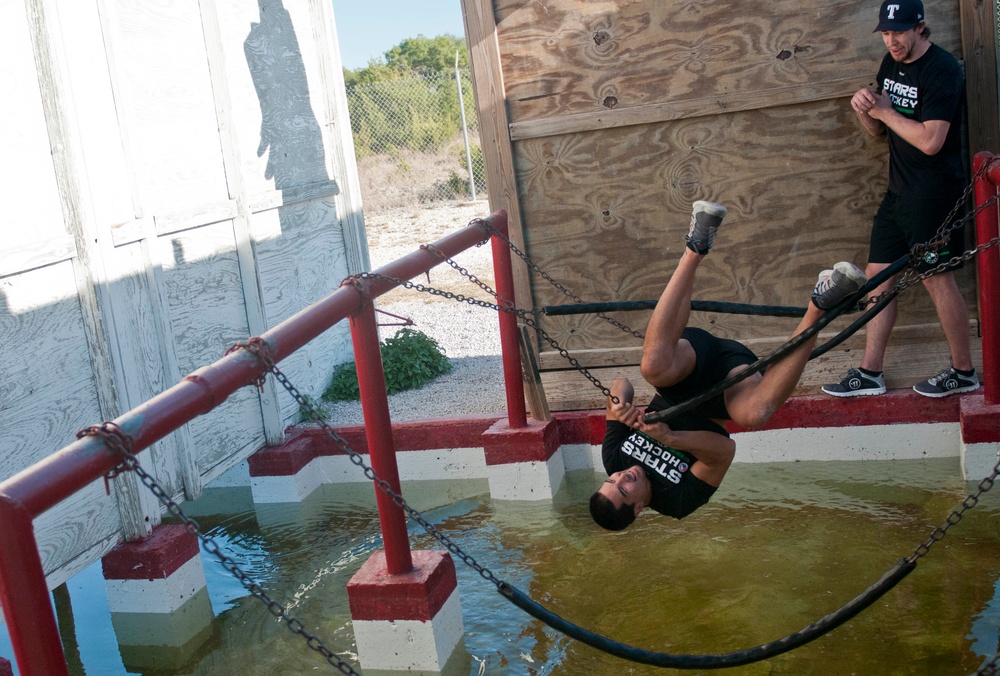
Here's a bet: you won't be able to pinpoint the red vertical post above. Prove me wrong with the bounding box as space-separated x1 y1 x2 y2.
974 152 1000 405
349 297 412 575
0 497 69 676
490 212 528 428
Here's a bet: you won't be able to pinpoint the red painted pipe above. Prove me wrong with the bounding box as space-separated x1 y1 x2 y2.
974 152 1000 404
0 211 504 674
489 215 527 428
0 496 69 676
350 299 412 574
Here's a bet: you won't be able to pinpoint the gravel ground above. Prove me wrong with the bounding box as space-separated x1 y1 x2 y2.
320 200 508 424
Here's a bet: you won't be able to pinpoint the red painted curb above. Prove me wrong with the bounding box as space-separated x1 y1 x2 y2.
247 429 315 476
347 550 457 622
482 418 560 465
101 524 198 581
726 389 963 433
960 394 1000 444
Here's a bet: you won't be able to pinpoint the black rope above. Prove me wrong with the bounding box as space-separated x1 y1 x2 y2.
499 558 916 669
542 299 807 318
642 254 910 425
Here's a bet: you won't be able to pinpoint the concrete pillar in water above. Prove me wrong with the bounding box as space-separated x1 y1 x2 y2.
101 524 216 672
483 418 564 500
347 550 464 672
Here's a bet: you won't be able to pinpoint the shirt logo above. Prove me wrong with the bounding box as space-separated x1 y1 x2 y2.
620 432 690 485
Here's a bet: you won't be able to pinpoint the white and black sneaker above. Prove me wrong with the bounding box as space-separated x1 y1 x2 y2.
821 368 886 397
685 201 727 254
913 365 980 398
811 262 866 311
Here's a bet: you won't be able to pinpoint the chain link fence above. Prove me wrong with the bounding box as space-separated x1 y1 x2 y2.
347 69 487 212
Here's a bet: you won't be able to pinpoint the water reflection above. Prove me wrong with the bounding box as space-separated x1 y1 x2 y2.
1 457 997 674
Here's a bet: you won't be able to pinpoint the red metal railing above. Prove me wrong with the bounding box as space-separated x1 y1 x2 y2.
974 151 1000 405
0 211 521 675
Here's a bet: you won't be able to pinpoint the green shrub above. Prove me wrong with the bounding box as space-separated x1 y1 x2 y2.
322 328 452 402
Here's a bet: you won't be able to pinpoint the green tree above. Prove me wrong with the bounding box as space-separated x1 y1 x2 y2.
344 34 473 158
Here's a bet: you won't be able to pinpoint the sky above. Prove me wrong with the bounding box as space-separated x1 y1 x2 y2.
331 0 466 71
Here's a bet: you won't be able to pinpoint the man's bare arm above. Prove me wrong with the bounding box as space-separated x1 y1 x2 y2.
638 422 735 487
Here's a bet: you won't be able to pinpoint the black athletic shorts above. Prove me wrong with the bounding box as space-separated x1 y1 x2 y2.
869 190 967 273
654 327 759 421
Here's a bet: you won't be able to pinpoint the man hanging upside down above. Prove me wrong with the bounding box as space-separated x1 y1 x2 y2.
590 201 867 531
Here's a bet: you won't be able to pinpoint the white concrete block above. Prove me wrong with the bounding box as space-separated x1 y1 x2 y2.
487 449 565 501
104 556 206 614
352 590 463 672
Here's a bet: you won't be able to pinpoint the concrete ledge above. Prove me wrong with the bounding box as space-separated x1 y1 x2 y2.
960 394 1000 444
347 550 457 621
101 524 198 581
482 418 559 465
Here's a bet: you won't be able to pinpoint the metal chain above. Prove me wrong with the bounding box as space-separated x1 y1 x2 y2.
859 187 1000 313
77 422 361 676
907 454 1000 564
266 362 509 589
356 270 616 401
469 219 646 339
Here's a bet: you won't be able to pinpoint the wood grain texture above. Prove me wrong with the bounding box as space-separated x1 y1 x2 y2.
514 98 980 344
496 0 961 124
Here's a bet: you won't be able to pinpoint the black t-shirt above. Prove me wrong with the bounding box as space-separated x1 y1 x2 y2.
601 395 724 519
875 43 965 197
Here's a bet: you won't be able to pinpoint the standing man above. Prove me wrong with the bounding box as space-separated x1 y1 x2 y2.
822 0 979 399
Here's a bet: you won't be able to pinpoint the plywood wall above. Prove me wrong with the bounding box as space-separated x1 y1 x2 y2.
464 0 997 411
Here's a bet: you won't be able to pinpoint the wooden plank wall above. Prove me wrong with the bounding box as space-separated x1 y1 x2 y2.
464 0 995 411
0 0 364 588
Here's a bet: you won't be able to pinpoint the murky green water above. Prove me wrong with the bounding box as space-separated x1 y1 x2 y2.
3 457 998 675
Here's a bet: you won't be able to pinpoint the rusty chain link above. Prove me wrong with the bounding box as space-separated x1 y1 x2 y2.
355 268 617 401
467 219 646 340
76 422 362 675
907 454 1000 564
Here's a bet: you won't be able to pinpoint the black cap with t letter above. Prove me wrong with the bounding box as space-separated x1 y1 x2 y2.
874 0 924 32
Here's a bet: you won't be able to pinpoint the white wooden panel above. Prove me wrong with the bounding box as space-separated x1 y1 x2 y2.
104 242 186 496
0 262 103 476
155 222 265 471
253 197 354 421
215 0 331 197
0 0 65 243
112 0 228 213
53 0 135 231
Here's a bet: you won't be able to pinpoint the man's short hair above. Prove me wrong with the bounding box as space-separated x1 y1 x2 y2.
590 491 636 531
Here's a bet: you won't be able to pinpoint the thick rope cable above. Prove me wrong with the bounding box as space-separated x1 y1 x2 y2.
542 299 808 318
499 559 916 669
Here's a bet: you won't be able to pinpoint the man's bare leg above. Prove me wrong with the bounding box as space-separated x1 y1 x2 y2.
859 261 897 372
725 302 825 428
728 263 867 427
640 248 702 389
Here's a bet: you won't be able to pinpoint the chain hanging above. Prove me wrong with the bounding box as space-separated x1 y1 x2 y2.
467 220 646 339
906 454 1000 564
77 422 362 675
355 264 618 401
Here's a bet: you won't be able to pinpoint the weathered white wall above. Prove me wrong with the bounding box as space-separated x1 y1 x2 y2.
0 0 367 588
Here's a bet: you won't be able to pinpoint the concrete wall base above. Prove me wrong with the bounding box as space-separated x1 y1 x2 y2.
348 550 463 672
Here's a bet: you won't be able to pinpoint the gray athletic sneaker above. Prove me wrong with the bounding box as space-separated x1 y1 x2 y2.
811 262 866 311
913 365 980 398
821 368 886 397
685 201 727 254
